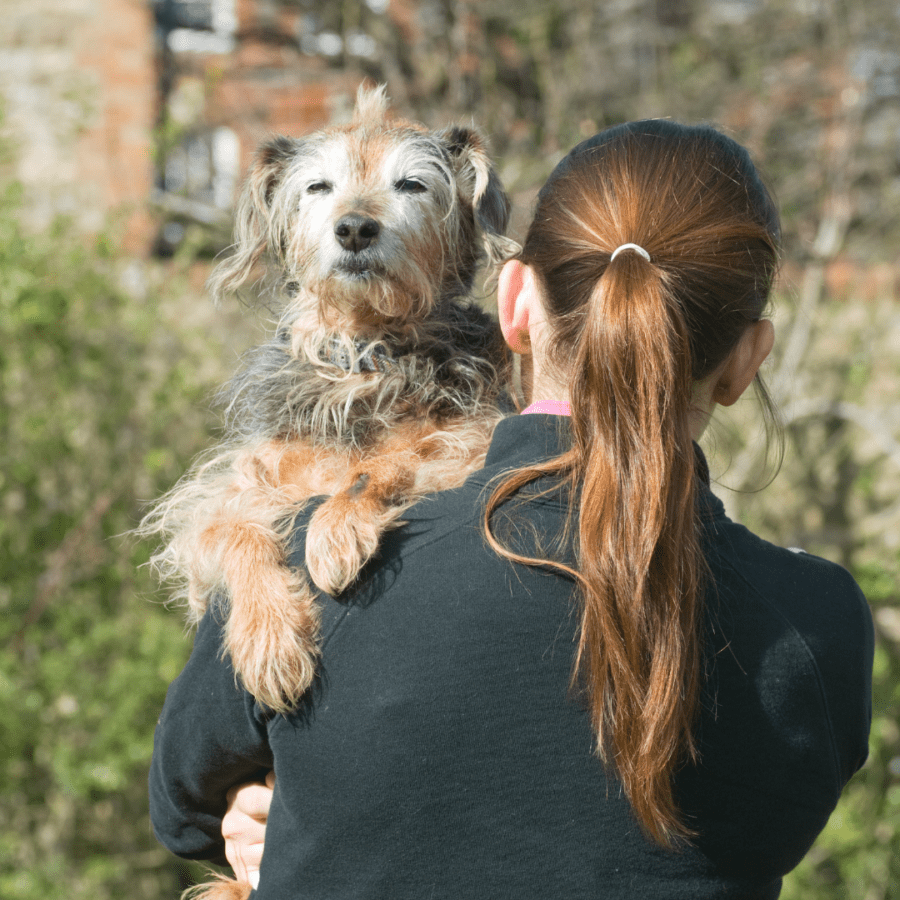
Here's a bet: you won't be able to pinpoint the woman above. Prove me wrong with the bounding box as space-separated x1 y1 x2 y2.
151 120 873 899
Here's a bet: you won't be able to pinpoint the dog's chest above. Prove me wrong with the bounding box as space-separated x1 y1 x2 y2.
227 339 480 451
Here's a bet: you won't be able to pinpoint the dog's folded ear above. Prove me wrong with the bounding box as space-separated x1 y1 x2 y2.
439 125 521 268
249 136 300 209
207 136 302 303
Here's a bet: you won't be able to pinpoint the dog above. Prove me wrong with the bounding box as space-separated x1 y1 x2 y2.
144 85 517 900
142 84 517 726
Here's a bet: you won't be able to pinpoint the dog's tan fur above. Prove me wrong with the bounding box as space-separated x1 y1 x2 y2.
142 88 516 895
182 874 254 900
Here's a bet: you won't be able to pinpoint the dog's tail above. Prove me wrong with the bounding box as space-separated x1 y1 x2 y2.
182 874 253 900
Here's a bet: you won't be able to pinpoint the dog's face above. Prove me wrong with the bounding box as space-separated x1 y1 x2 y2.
210 87 514 340
274 123 464 331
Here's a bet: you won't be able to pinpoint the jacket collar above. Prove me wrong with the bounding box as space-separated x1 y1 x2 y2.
484 413 725 520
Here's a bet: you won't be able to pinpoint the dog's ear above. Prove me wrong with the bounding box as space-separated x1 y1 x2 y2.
208 136 299 302
247 136 298 210
438 125 521 267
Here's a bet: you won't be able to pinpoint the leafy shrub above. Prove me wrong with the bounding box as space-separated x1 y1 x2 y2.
0 179 222 899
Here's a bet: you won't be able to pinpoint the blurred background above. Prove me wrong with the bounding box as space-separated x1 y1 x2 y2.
1 0 898 897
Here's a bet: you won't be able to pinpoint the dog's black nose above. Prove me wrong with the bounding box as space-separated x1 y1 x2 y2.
335 215 380 253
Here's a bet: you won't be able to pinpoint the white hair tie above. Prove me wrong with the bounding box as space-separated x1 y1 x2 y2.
610 243 651 262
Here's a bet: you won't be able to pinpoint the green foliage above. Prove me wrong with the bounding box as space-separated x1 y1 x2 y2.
0 180 218 899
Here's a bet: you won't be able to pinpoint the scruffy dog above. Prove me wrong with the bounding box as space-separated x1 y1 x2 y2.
142 85 516 733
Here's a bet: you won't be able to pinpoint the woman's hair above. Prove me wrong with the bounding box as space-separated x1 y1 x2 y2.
486 120 780 846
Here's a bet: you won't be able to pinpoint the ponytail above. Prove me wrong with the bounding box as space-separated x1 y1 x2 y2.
485 119 780 847
486 252 705 845
569 251 704 844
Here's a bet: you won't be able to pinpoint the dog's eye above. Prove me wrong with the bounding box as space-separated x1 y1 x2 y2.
394 178 426 194
307 181 332 194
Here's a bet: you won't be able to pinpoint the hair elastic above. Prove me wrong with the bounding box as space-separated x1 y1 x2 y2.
610 243 651 262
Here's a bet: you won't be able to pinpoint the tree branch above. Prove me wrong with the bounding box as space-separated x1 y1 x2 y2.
782 398 900 471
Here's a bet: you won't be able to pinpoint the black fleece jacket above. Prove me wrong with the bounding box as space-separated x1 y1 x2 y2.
150 414 874 899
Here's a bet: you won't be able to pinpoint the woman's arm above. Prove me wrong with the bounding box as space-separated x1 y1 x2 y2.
149 607 274 863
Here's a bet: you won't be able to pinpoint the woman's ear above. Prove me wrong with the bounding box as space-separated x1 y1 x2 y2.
498 259 540 355
712 319 775 406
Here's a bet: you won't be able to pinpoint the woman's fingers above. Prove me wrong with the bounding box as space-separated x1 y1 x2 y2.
222 775 275 887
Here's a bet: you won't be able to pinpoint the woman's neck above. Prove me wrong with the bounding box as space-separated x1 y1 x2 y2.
524 368 713 440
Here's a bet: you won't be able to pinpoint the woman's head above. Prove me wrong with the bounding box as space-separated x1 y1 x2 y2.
510 119 779 394
489 121 782 847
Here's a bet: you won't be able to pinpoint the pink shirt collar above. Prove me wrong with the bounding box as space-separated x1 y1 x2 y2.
520 400 571 416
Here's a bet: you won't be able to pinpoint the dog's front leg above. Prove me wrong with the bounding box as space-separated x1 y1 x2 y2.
190 442 335 712
304 449 421 596
197 510 321 712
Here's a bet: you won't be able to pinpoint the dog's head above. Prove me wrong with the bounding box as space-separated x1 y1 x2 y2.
209 85 517 341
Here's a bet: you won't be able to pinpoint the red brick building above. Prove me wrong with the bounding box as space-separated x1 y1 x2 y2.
0 0 367 252
153 0 365 253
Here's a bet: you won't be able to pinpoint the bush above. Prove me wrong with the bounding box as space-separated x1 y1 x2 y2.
0 180 221 899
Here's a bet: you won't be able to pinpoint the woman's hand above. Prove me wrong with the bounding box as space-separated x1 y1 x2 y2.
223 771 275 889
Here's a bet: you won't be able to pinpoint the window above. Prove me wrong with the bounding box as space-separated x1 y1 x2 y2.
156 0 236 54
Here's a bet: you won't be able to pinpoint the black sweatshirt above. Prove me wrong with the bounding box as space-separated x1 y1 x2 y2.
150 414 874 899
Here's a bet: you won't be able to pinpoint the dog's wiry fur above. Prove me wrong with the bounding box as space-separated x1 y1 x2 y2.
142 85 516 731
181 873 255 900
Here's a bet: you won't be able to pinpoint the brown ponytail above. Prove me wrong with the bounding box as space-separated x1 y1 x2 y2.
485 121 780 846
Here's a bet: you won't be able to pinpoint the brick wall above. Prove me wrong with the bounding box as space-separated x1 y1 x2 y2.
0 0 364 253
0 0 156 247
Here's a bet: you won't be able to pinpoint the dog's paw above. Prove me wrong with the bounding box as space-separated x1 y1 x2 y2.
305 492 403 595
305 495 379 595
226 567 321 713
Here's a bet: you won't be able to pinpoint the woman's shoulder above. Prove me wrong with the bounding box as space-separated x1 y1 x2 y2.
702 505 874 789
706 509 872 649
